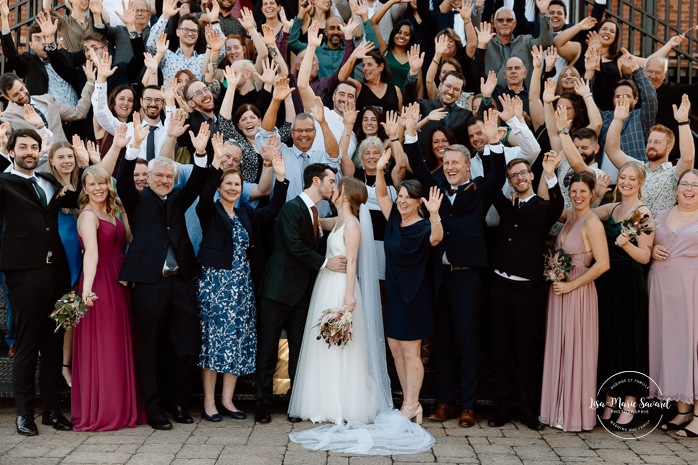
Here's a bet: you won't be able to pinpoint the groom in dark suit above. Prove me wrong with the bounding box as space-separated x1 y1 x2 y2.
488 154 564 430
255 163 346 424
0 129 78 435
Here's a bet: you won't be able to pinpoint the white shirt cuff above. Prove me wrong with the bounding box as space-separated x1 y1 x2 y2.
404 133 418 144
126 147 141 160
193 153 207 168
545 175 558 188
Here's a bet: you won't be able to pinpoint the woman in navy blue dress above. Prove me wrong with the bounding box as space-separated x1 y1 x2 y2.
195 144 288 422
375 148 443 423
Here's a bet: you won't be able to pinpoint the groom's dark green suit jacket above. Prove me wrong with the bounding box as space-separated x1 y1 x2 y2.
260 195 325 307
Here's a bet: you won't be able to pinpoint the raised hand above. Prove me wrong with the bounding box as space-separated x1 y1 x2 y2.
403 102 420 135
458 0 474 20
256 57 279 87
619 47 640 75
480 70 498 98
665 33 685 49
512 95 524 120
260 24 276 47
572 77 591 97
585 30 601 51
156 33 169 57
498 93 516 122
555 105 572 131
310 96 325 124
206 0 220 22
271 151 286 180
342 99 358 126
427 107 447 122
536 0 551 13
542 77 559 104
531 44 543 69
143 52 158 71
407 43 424 73
211 131 225 161
482 107 500 144
350 0 368 18
163 77 177 106
115 0 136 29
474 22 496 48
223 65 241 89
23 104 44 128
272 75 295 101
89 0 102 16
594 172 612 198
189 121 211 154
613 94 631 121
380 110 399 139
86 140 100 165
82 58 96 83
307 20 323 48
167 108 190 138
205 24 224 51
421 186 444 215
340 17 361 39
132 112 149 148
577 16 597 32
279 7 293 31
161 0 179 19
0 0 10 17
94 49 117 83
261 133 281 161
542 150 562 178
544 46 558 71
673 93 691 122
353 40 375 59
239 6 256 32
71 135 90 166
376 147 392 172
112 123 132 150
36 10 58 39
434 34 449 57
584 46 600 74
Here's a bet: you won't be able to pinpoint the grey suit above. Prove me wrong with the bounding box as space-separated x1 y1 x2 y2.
102 24 151 65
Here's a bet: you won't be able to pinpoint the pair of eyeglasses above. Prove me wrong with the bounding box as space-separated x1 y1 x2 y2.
134 8 149 14
179 27 199 36
292 128 316 134
190 87 212 99
496 18 515 23
508 169 529 181
678 182 698 189
142 97 164 104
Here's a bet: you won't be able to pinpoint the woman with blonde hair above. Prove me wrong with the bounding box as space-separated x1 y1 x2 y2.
71 166 144 431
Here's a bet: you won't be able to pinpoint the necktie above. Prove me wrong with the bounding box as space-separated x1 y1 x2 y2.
165 243 178 270
518 199 527 208
443 105 453 126
29 177 48 207
30 103 49 127
301 152 310 175
146 125 158 161
311 205 319 241
448 187 458 196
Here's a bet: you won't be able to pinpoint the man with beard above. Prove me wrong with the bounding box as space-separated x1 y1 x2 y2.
0 129 78 436
212 0 246 37
605 94 695 216
488 154 563 430
289 14 354 78
92 48 170 160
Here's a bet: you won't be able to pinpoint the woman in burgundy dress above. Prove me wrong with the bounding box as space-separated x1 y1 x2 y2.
72 166 145 431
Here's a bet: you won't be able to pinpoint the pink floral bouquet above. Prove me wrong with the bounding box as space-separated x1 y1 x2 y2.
315 306 353 349
544 248 575 282
50 291 96 333
620 209 654 242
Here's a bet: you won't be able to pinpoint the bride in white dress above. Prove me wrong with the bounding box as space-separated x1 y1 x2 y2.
288 177 435 455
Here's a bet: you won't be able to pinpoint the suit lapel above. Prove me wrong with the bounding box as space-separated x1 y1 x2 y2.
293 196 316 244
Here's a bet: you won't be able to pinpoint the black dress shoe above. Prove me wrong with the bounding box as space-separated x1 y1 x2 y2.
488 411 511 428
525 416 545 431
171 405 193 424
255 406 271 423
148 412 173 430
41 410 72 431
16 415 38 436
202 410 222 422
287 415 302 423
220 405 247 420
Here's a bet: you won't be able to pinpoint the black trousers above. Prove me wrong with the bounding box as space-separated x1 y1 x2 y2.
6 265 65 416
434 268 481 409
490 274 546 417
255 295 310 407
132 276 200 417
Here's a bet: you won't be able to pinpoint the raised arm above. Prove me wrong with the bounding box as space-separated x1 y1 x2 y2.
297 20 323 111
311 96 339 158
542 78 562 152
573 77 602 136
374 147 395 221
674 94 696 175
552 16 597 64
605 95 632 169
262 76 294 132
555 106 594 174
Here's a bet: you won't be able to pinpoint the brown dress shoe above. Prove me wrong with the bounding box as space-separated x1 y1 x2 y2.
459 409 477 428
428 403 458 421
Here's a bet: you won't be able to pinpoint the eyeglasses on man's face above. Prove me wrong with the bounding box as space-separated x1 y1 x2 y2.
179 27 199 36
142 97 164 105
190 87 212 100
508 169 530 181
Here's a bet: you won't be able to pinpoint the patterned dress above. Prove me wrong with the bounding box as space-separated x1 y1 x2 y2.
197 216 256 375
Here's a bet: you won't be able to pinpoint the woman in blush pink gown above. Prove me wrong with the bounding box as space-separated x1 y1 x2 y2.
540 172 610 432
72 166 145 431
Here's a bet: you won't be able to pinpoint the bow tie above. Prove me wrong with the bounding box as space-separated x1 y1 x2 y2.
448 182 476 196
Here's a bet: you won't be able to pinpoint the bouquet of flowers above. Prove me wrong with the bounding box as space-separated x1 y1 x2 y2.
544 248 575 282
315 306 353 349
620 209 654 242
49 291 96 333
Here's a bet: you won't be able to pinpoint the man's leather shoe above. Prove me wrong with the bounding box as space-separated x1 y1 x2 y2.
287 415 302 423
459 409 477 428
7 344 15 357
428 403 458 421
16 415 38 436
41 410 72 431
255 406 271 424
171 405 193 424
526 416 545 431
148 412 173 430
488 411 511 427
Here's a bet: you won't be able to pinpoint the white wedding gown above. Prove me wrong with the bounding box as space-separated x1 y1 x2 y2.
288 210 435 455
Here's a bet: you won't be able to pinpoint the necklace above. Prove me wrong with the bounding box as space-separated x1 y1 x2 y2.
363 171 377 188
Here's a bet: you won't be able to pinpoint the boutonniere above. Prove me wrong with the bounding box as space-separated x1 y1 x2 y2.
55 185 69 199
318 222 324 238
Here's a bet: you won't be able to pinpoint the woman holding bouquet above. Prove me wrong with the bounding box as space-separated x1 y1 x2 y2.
72 166 144 431
648 169 698 438
540 172 609 432
592 161 654 428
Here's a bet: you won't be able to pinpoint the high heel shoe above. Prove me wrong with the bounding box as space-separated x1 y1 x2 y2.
400 403 423 424
661 409 693 431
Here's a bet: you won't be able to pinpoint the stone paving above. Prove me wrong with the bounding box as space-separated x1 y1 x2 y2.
1 400 697 465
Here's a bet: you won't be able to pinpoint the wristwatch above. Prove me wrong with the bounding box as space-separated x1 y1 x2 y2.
558 127 570 135
44 42 58 52
128 30 142 40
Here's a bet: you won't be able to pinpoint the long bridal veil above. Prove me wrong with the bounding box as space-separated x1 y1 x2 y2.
288 205 435 455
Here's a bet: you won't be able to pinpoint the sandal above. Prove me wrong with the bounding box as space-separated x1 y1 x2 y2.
677 414 698 438
660 409 693 431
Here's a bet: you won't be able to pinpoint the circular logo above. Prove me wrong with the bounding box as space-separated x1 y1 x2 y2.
595 371 670 439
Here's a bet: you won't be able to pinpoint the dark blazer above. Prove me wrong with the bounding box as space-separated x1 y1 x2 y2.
260 195 325 307
0 160 77 279
491 181 564 282
1 32 49 95
405 140 505 268
197 168 289 287
117 158 207 283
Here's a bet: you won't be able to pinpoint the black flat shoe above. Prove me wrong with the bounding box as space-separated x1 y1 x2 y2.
287 415 302 423
41 410 72 431
202 411 222 422
255 406 271 424
661 410 693 431
171 405 193 424
16 415 38 436
220 405 247 420
148 412 173 430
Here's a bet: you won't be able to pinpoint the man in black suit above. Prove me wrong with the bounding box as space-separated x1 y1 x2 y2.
0 129 76 436
404 108 505 428
116 124 210 430
255 163 346 424
488 153 564 430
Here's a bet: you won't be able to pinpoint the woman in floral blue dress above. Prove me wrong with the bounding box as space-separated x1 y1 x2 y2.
196 141 287 422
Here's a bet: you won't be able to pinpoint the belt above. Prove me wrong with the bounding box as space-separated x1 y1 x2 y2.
443 264 470 272
162 269 179 277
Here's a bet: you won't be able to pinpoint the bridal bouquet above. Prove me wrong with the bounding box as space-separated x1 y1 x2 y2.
620 209 654 242
315 306 353 349
50 291 96 333
544 248 575 282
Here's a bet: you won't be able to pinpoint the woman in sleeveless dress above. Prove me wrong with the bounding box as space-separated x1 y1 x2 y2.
540 172 609 432
649 169 698 438
72 166 144 431
592 162 653 428
353 51 402 115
